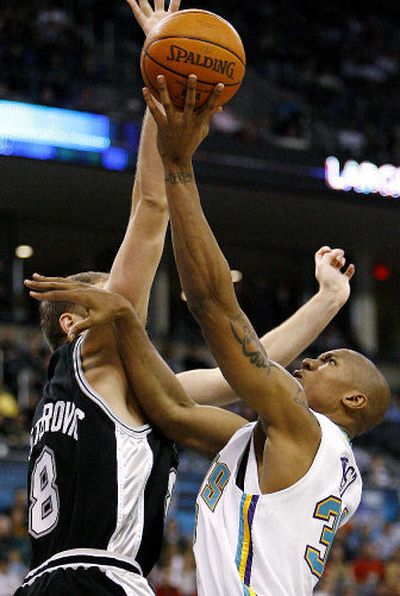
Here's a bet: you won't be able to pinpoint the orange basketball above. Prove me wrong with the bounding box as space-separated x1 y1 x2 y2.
141 10 246 110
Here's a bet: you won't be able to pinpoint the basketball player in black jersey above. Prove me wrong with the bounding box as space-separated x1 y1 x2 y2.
18 7 360 596
14 3 183 594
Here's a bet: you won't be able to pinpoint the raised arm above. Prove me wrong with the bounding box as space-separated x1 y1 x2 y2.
25 277 247 457
103 1 182 324
260 246 354 365
144 76 322 464
178 246 354 406
105 108 168 324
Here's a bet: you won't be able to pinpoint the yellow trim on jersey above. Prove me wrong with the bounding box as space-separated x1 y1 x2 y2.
235 494 259 595
238 495 253 580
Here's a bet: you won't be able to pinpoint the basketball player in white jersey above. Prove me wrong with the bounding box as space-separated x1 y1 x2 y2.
24 78 391 594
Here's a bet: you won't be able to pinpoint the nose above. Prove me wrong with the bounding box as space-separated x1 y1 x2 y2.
301 358 318 371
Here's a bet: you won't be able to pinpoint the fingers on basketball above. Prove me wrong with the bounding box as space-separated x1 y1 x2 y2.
201 83 225 117
184 75 197 115
156 75 173 118
142 87 164 124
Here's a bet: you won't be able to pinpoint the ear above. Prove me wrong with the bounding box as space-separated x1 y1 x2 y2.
342 392 368 411
59 313 77 336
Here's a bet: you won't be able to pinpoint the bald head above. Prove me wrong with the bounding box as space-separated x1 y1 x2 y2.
340 350 390 436
299 349 391 438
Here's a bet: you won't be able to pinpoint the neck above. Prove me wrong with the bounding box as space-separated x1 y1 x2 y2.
338 424 354 442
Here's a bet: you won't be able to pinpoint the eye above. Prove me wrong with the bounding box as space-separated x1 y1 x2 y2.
328 358 336 365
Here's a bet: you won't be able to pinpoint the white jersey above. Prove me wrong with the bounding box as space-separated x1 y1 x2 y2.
194 413 362 596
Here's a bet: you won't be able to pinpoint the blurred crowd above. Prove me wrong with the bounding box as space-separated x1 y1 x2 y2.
1 0 400 161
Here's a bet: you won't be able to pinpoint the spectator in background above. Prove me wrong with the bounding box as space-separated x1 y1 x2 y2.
1 0 400 160
367 454 392 487
385 546 400 594
0 515 14 554
352 543 385 589
151 539 196 596
0 550 23 596
374 521 400 561
0 384 19 419
324 542 354 591
176 543 196 596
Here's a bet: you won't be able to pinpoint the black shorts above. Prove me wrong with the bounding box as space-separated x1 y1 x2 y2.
15 567 127 595
15 551 155 596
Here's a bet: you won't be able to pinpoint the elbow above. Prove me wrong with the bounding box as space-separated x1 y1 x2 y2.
159 401 194 441
135 193 169 215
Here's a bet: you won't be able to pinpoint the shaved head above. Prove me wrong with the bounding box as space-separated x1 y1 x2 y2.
345 350 391 435
298 349 390 438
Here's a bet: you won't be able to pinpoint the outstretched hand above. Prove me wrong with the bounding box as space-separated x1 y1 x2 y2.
126 0 181 36
24 274 133 341
143 75 224 167
315 246 355 305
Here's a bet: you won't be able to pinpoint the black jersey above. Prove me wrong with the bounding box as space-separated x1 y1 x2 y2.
21 334 177 592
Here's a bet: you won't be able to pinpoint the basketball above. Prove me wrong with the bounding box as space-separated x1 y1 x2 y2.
141 10 246 110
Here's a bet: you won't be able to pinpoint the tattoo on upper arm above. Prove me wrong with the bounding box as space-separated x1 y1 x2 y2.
230 315 272 369
293 384 309 411
165 171 194 185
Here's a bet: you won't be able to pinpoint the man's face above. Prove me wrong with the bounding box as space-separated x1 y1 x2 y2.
293 350 357 414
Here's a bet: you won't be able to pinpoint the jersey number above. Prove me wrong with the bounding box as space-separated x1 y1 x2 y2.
305 496 342 578
201 462 230 511
29 446 60 538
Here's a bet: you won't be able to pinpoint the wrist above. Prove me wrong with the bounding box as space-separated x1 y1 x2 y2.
114 299 136 322
317 287 348 310
162 159 193 172
163 163 195 186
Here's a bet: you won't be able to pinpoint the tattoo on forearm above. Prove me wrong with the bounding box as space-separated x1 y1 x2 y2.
230 315 272 369
165 171 194 185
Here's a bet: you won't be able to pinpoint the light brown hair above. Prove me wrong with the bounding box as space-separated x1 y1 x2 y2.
39 272 109 351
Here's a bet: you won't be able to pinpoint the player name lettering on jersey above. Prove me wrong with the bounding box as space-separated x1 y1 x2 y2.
339 456 358 497
30 401 85 452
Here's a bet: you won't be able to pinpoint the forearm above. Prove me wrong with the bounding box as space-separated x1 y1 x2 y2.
114 310 242 454
261 289 346 366
164 163 238 314
113 308 195 436
132 109 167 212
106 109 168 323
177 367 239 407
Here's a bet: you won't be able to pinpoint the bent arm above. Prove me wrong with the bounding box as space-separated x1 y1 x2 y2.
25 275 247 456
112 306 247 455
178 289 345 406
260 289 346 366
